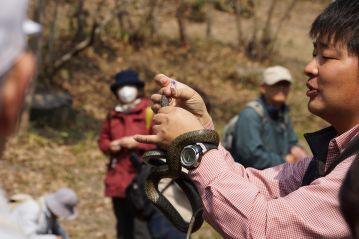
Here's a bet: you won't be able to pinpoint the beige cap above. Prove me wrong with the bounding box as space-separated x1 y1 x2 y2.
262 66 293 85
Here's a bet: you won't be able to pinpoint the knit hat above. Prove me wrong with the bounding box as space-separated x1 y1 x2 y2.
262 66 293 85
110 69 145 94
44 188 78 219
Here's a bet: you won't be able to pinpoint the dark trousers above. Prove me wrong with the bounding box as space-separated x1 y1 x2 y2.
147 208 186 239
112 197 151 239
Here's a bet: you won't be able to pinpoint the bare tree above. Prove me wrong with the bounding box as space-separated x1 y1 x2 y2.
146 0 158 37
206 0 214 38
244 0 298 61
114 0 133 39
233 0 244 47
72 0 86 42
176 0 189 46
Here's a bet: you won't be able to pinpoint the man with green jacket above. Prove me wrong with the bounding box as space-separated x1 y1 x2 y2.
231 66 307 169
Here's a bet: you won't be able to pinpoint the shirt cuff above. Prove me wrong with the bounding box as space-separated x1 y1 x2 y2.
189 144 235 187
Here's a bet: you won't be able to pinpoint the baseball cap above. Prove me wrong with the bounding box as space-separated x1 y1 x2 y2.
262 66 293 85
44 188 78 220
0 0 41 79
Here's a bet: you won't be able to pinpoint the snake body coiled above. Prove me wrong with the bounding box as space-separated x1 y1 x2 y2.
143 96 219 233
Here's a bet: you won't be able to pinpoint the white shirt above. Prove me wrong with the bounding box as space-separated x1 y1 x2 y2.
11 197 60 239
0 189 25 239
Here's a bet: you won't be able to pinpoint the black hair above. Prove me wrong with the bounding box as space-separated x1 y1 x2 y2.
310 0 359 56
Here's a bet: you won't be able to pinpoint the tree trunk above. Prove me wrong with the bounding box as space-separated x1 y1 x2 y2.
146 0 158 37
206 1 214 38
245 0 259 59
73 0 86 42
46 1 59 82
176 0 188 46
271 0 298 46
233 0 243 48
258 0 277 60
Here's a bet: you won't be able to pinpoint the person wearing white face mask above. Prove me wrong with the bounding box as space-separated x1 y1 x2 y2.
97 69 156 239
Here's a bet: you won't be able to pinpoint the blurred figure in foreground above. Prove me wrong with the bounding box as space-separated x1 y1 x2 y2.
0 0 36 238
11 188 78 239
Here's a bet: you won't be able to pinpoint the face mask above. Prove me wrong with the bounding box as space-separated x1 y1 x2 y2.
117 86 138 104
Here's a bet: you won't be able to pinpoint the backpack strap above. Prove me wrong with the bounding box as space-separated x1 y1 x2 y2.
145 106 153 130
246 100 264 119
246 100 267 129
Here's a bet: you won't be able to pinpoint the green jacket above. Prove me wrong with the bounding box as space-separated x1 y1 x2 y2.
231 96 298 169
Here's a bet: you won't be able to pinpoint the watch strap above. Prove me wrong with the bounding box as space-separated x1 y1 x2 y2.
196 142 218 154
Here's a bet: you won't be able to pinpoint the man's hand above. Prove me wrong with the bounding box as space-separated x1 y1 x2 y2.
285 146 308 163
109 139 122 153
285 153 297 163
290 145 308 161
151 74 212 126
135 106 204 148
119 136 139 149
110 136 139 153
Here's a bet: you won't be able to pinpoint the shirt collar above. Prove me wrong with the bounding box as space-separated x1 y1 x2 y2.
304 126 337 164
304 124 359 168
333 124 359 154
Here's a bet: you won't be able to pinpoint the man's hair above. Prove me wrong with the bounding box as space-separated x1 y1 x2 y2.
310 0 359 56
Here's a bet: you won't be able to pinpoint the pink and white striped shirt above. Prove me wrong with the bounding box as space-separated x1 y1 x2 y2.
189 123 359 239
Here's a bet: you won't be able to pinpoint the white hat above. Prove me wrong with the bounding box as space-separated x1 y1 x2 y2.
262 66 293 85
44 188 78 220
23 19 42 35
0 0 41 79
0 0 27 78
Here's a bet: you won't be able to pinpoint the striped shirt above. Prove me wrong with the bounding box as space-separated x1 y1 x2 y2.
189 123 359 238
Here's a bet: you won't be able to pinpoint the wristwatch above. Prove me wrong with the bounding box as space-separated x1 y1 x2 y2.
180 143 217 169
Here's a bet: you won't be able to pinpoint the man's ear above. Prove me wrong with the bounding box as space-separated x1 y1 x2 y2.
0 52 35 136
259 83 266 95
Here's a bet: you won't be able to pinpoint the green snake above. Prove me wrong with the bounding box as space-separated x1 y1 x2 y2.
143 96 219 233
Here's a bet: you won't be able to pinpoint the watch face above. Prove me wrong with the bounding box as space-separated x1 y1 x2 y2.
181 147 197 168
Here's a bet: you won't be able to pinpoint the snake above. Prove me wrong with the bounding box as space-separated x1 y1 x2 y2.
143 96 219 233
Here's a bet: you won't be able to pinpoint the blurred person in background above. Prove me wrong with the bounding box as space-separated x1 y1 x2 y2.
98 70 191 239
0 0 37 238
97 69 155 239
11 188 78 239
230 65 307 169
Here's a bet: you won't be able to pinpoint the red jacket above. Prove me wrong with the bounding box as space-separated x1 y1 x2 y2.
98 98 155 198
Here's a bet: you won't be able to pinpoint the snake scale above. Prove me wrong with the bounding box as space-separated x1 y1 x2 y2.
143 96 219 233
